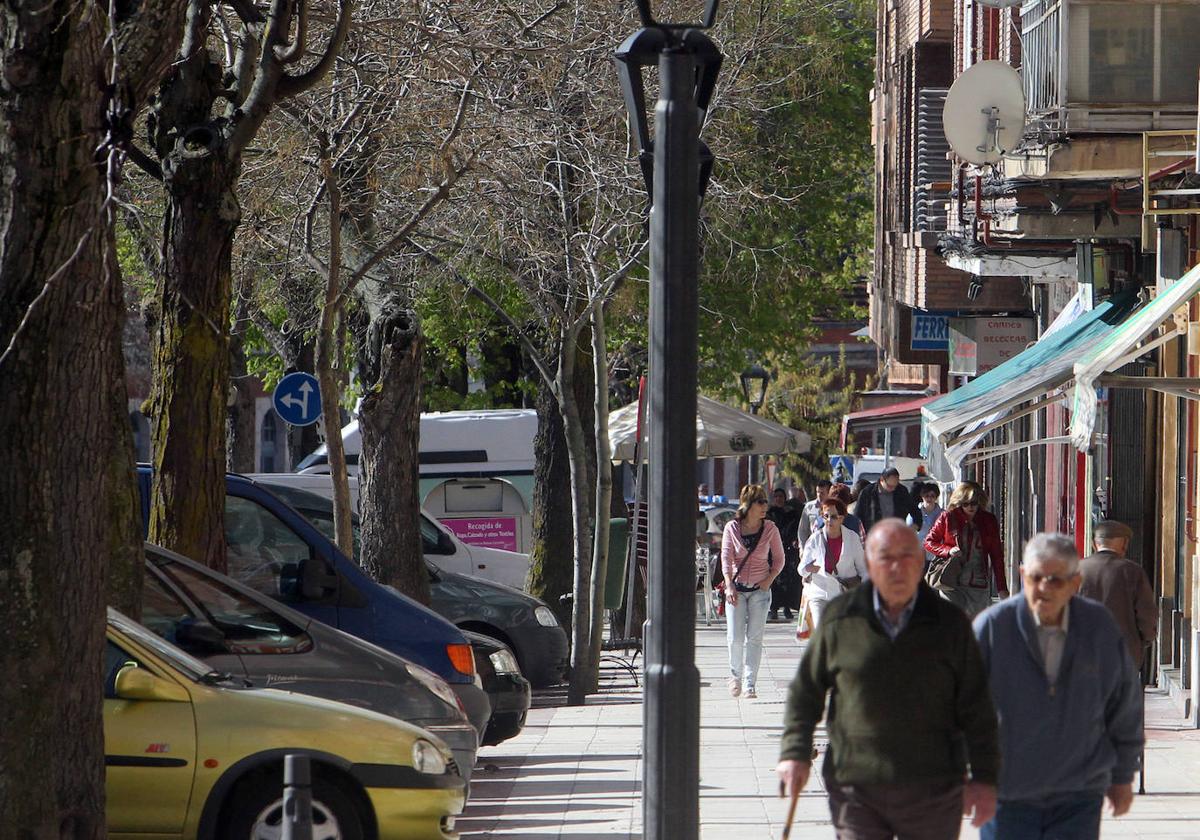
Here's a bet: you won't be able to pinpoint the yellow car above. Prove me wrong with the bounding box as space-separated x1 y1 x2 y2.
104 609 465 839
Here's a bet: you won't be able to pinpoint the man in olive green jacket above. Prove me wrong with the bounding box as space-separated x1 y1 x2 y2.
777 520 999 839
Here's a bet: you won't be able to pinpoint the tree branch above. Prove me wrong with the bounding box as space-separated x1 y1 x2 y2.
408 239 558 393
276 0 355 99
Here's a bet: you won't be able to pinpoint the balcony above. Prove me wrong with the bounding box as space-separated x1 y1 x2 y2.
1022 0 1200 134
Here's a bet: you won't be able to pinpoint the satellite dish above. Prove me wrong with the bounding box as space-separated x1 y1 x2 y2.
943 61 1025 165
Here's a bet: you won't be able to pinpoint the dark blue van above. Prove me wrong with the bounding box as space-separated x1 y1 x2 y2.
135 467 490 732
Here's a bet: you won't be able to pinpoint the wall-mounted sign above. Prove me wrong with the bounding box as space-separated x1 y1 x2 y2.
948 317 1035 376
911 312 949 350
441 517 519 553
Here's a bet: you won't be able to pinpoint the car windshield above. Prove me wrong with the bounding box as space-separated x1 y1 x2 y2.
107 608 214 682
148 559 313 655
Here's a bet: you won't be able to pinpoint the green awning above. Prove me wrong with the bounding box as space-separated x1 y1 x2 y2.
922 292 1139 457
1071 264 1200 449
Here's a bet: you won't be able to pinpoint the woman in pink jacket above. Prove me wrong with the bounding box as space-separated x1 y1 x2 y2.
721 484 785 698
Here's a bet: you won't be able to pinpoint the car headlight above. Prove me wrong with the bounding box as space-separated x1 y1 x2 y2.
412 738 447 775
534 605 558 627
489 648 521 675
404 663 461 710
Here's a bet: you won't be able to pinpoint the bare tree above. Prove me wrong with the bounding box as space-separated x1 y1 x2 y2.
137 0 353 572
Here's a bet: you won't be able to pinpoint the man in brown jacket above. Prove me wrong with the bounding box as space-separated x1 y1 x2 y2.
1079 520 1158 671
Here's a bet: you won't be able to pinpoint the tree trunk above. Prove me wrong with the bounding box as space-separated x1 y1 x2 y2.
146 23 243 572
227 298 257 473
561 329 597 706
148 154 240 572
585 302 613 694
316 155 354 557
528 371 576 632
357 304 430 603
0 4 141 833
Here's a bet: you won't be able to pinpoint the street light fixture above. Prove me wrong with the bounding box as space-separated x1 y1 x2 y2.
613 8 724 840
740 363 770 413
740 363 770 483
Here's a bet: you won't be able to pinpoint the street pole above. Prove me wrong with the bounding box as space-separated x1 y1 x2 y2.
644 42 700 840
749 405 760 485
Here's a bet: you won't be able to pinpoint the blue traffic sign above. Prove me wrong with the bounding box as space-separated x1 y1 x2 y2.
272 372 322 427
829 455 854 483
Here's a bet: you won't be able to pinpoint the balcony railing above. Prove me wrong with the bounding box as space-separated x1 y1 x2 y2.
1021 0 1200 135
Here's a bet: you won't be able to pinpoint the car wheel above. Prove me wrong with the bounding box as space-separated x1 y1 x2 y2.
224 769 367 840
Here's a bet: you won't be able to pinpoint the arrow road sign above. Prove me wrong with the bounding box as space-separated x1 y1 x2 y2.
273 372 322 427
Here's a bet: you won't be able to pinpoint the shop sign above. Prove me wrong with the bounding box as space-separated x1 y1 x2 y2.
911 312 949 350
948 317 1035 376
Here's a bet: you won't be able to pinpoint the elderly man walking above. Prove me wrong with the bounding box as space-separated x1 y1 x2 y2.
776 519 999 839
1079 520 1158 672
973 533 1144 840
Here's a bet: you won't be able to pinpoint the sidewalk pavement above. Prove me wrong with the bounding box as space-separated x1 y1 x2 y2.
461 619 1200 839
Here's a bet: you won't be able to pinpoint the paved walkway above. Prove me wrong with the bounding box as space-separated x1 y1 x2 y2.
461 619 1200 839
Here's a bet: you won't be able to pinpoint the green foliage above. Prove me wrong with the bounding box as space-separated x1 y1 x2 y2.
765 347 865 489
602 0 876 403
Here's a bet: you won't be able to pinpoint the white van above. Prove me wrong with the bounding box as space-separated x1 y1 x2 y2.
849 455 929 485
295 410 536 554
246 473 532 591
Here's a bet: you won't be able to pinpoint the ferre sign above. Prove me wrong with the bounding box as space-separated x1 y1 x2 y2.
911 312 949 351
948 317 1035 376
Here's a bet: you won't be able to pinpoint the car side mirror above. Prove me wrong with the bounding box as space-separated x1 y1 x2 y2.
114 665 189 703
175 620 227 655
300 555 339 600
437 531 455 555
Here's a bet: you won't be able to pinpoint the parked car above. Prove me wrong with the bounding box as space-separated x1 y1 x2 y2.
462 630 531 747
140 542 480 779
258 480 569 689
134 467 491 736
245 472 530 590
104 608 465 839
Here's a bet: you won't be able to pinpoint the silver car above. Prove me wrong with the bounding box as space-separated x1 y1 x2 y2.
140 543 480 780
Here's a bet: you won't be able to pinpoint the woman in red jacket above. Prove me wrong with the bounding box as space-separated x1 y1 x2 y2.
923 481 1009 617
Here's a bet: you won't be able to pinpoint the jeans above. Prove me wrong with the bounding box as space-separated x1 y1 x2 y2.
980 793 1103 840
726 587 771 688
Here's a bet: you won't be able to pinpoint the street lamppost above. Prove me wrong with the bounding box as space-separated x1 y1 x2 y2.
741 363 770 484
614 7 722 840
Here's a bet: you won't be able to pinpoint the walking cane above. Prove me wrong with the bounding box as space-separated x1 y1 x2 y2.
779 781 800 840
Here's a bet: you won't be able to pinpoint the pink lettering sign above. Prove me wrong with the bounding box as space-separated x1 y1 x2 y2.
441 517 519 553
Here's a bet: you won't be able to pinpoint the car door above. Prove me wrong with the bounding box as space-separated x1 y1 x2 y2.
103 640 197 836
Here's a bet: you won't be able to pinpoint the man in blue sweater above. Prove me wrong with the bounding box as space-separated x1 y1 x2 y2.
973 533 1144 840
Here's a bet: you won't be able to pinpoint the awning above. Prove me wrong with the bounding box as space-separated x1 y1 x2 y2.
1071 263 1200 449
841 395 936 449
608 395 812 461
922 291 1140 467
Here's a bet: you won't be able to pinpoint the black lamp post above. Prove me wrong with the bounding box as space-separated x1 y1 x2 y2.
740 363 770 483
614 7 723 840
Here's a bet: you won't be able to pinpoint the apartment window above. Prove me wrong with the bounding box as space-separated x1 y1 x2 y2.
1068 2 1200 105
260 409 278 472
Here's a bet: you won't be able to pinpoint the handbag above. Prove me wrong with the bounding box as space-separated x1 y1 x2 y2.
925 554 962 590
795 595 814 641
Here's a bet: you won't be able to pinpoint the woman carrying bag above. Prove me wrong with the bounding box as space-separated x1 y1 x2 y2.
797 497 866 633
923 481 1009 618
721 484 785 699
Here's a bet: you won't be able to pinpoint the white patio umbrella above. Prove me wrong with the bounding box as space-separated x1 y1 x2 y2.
608 395 811 461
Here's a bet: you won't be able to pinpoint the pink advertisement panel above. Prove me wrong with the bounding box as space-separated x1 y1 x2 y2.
441 517 519 553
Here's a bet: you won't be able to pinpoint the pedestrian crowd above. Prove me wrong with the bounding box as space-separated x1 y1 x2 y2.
715 473 1157 840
